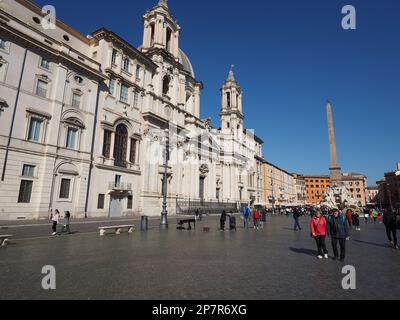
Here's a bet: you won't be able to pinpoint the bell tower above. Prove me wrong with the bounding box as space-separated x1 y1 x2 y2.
220 66 244 134
142 0 180 60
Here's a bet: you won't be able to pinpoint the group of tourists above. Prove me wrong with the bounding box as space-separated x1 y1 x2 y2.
50 210 72 236
310 209 349 261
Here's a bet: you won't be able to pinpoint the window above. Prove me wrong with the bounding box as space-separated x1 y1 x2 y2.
162 76 170 95
109 79 115 95
102 130 112 158
114 125 128 167
127 196 133 209
22 165 35 177
135 66 141 81
36 79 48 98
115 175 122 187
66 127 78 149
59 178 71 199
120 84 129 104
18 180 33 203
133 91 139 107
166 28 172 52
27 117 43 142
112 50 117 65
123 58 130 73
97 194 105 209
40 58 50 70
130 138 137 164
227 92 231 108
150 24 155 46
0 38 6 50
71 93 81 108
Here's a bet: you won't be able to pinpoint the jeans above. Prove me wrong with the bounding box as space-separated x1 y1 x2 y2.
243 218 250 229
294 217 302 230
253 219 260 228
314 236 328 256
386 225 398 246
331 237 346 259
52 221 57 233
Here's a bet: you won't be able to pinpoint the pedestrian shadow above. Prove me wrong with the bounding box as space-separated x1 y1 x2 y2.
289 247 317 256
353 240 390 249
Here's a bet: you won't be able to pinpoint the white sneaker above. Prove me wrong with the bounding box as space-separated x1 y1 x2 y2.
317 255 323 259
52 232 56 236
324 254 329 259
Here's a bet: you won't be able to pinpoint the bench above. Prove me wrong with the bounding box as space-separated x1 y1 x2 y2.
99 225 135 236
177 218 196 230
0 235 12 246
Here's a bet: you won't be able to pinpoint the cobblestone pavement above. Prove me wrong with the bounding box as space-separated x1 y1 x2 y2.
0 215 399 300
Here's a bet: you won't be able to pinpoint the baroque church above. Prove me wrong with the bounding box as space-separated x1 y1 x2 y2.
0 0 264 220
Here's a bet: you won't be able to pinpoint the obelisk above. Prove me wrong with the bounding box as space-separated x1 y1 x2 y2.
326 101 342 182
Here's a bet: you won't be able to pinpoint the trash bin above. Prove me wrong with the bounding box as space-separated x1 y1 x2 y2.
141 215 148 231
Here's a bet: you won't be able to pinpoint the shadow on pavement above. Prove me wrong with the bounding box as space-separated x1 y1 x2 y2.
289 247 317 257
353 239 390 249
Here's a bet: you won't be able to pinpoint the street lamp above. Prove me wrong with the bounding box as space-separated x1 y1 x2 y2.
160 129 170 230
270 169 275 215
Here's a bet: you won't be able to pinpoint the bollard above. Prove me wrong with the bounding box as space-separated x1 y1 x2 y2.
141 215 148 231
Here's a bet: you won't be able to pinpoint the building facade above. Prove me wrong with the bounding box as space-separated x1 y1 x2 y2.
292 173 306 206
0 0 263 220
376 163 400 209
304 175 331 205
341 172 367 207
366 186 379 205
262 161 296 208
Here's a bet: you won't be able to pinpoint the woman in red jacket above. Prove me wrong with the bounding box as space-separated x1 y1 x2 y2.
310 210 329 259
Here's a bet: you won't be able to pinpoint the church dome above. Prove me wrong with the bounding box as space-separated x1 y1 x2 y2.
178 49 195 78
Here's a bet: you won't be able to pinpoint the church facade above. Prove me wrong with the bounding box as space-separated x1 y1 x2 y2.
0 0 263 220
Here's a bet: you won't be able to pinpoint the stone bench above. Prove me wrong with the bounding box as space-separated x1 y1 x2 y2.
99 225 135 236
0 235 12 246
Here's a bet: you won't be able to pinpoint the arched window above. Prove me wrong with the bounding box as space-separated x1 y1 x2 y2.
162 76 170 95
114 124 128 168
166 28 172 52
226 92 231 108
150 23 155 46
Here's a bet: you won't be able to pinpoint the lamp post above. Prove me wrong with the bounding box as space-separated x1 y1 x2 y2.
270 169 275 215
160 129 170 230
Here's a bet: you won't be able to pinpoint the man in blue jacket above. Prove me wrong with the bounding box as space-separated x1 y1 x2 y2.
327 209 349 262
241 205 251 229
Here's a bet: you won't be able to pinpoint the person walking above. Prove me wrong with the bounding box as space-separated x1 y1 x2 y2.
345 209 353 229
310 210 329 259
51 209 60 236
363 208 370 223
352 210 360 231
63 211 72 234
383 209 398 249
242 205 251 229
293 207 302 231
220 210 227 231
252 208 261 230
327 210 349 261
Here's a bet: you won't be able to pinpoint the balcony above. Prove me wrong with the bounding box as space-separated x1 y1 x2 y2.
109 182 132 191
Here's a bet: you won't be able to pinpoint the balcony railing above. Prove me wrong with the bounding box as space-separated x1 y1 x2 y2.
109 182 132 191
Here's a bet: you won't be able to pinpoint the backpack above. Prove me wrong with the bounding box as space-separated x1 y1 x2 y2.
244 208 250 218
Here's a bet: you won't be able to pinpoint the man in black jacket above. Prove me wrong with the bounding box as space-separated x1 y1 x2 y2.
293 207 302 231
383 209 398 249
327 210 349 262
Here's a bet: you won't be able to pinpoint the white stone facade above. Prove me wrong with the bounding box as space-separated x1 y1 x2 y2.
0 0 263 220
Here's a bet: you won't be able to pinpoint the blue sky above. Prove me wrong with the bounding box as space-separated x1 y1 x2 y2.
35 0 400 184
